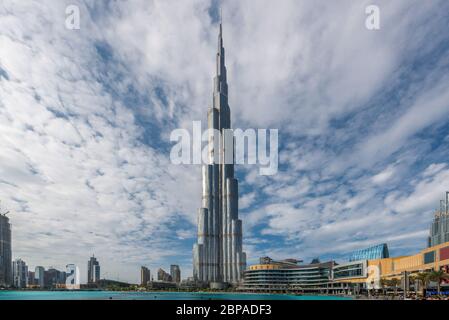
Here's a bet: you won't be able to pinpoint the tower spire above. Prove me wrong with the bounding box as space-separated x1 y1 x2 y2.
219 7 222 33
217 11 224 65
215 12 227 104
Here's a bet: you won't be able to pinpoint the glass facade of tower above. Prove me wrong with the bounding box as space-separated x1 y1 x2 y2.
35 266 45 288
12 258 28 288
170 264 181 283
87 256 100 284
0 214 12 287
348 243 389 262
428 192 449 247
141 266 150 286
192 21 246 285
429 214 449 247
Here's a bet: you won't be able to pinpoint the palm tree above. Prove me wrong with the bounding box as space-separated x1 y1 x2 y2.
408 275 416 293
415 272 430 294
427 270 449 295
379 278 388 296
389 278 401 297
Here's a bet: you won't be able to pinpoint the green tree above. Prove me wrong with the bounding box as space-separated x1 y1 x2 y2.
415 272 430 294
389 278 401 296
379 278 389 296
427 270 449 295
408 274 416 292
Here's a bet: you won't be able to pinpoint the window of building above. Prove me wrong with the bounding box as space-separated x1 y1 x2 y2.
424 251 435 264
440 246 449 261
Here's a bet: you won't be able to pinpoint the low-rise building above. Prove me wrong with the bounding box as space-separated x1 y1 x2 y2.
241 239 449 294
147 280 178 290
240 257 339 293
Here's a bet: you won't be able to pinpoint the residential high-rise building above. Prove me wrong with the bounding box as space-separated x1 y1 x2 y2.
0 213 12 287
44 267 66 288
35 266 45 288
87 255 100 283
170 264 181 283
428 191 449 247
157 268 172 282
140 266 150 286
12 258 28 288
28 271 35 286
192 20 246 285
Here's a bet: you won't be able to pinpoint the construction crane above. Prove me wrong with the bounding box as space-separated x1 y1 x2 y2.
0 200 10 216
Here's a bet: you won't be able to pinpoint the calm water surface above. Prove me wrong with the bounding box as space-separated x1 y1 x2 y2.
0 291 352 300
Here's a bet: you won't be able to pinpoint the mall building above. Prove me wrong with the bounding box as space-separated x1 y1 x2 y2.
241 193 449 293
334 193 449 292
333 241 449 292
241 241 449 293
240 257 346 293
240 244 390 293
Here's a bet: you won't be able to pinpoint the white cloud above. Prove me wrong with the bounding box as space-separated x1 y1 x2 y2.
387 164 449 215
1 0 448 282
372 165 396 184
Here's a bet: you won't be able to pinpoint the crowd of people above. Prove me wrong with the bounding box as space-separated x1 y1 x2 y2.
359 291 449 300
421 294 449 300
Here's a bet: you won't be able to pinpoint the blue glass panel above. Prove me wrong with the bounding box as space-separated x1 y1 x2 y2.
349 243 389 261
424 251 435 264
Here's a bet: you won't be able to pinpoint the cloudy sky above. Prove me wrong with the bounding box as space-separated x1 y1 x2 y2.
1 0 449 283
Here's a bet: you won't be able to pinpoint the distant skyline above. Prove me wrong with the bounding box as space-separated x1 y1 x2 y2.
1 0 449 284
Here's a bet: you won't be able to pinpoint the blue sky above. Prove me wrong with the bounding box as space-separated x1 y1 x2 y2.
1 0 449 283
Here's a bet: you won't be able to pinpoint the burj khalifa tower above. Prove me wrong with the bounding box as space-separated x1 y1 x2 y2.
193 21 246 285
